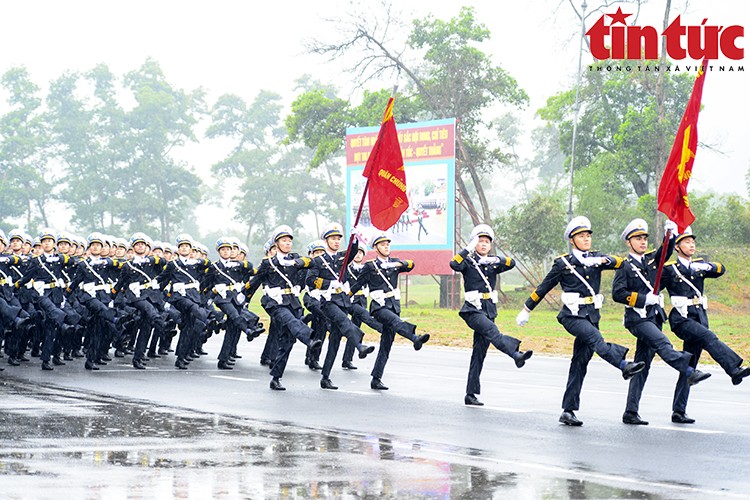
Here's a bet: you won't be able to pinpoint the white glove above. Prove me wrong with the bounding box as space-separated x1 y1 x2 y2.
278 256 296 267
477 256 500 265
580 256 605 267
330 280 343 289
692 262 712 272
108 301 114 309
380 261 401 269
0 256 9 263
465 236 480 252
516 308 530 326
645 293 660 306
665 219 678 236
164 302 171 310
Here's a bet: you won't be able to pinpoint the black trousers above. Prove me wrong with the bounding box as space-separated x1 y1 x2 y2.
36 295 66 362
459 310 521 396
343 300 383 364
171 296 207 361
369 307 418 380
320 301 365 379
557 315 628 412
132 299 166 361
80 297 116 362
261 320 279 363
269 305 312 379
625 320 692 414
671 318 743 414
304 298 327 364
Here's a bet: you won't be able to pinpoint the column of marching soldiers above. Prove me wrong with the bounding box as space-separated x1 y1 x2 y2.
1 216 749 426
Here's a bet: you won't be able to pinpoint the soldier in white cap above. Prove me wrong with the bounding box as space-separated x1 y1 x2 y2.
251 225 323 391
349 232 431 390
306 223 376 390
516 216 646 426
662 226 750 423
451 224 533 406
613 218 711 425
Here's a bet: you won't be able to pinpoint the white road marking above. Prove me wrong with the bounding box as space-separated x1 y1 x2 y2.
464 405 532 413
647 425 725 434
209 375 259 382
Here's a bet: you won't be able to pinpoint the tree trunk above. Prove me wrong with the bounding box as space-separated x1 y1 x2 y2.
456 129 492 223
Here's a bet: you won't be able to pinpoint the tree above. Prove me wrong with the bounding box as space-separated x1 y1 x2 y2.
494 193 568 282
305 5 529 224
46 65 127 232
119 59 205 239
46 59 204 239
538 59 695 204
208 89 345 245
0 67 52 229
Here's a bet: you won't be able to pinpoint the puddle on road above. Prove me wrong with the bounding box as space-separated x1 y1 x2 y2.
0 379 668 499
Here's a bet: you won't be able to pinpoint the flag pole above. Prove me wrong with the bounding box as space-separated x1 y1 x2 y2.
339 177 370 282
651 228 672 322
652 229 671 292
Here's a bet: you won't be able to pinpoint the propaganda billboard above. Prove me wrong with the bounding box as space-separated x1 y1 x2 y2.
345 118 456 274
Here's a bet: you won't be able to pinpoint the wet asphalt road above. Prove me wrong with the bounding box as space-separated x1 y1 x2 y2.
2 335 750 499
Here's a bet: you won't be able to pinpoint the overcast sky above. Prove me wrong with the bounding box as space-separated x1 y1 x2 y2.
1 0 747 236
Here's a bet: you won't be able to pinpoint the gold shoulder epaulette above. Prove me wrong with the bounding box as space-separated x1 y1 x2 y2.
555 253 570 259
665 260 677 266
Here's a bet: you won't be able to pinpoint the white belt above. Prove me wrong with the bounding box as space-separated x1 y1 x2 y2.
561 292 604 316
670 295 707 317
172 282 199 296
369 288 400 306
82 282 111 297
264 285 301 305
33 279 65 295
464 289 498 309
128 279 158 298
321 282 351 301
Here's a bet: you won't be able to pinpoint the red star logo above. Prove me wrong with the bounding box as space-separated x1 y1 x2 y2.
607 7 632 25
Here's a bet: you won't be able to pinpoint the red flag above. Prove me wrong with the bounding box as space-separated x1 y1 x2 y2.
362 97 408 231
657 58 708 233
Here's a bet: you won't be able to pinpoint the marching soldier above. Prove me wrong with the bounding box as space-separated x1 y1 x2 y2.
663 227 750 423
349 233 430 390
6 230 37 362
156 234 210 370
306 223 376 390
302 239 327 371
206 237 263 370
251 225 323 391
341 246 385 370
0 231 32 368
612 219 711 426
56 232 84 361
256 238 279 368
451 224 532 406
516 216 646 426
67 232 120 370
15 229 78 370
112 232 167 369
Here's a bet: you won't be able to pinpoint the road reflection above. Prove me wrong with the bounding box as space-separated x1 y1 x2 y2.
0 379 663 499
